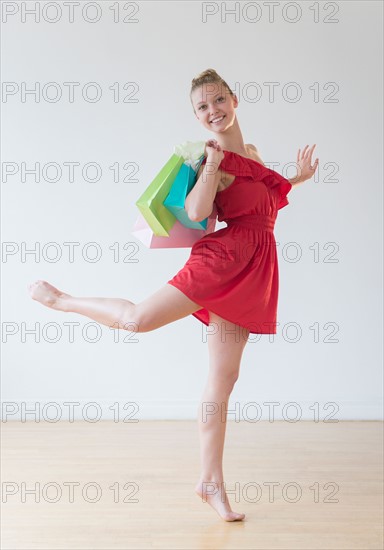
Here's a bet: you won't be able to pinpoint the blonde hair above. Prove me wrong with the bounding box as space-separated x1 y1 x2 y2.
190 68 234 111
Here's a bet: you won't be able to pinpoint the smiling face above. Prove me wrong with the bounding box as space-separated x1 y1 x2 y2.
191 81 239 132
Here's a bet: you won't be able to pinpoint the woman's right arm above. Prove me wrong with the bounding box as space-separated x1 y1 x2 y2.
185 156 222 222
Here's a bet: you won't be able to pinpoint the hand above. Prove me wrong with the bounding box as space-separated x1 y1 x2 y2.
294 144 319 184
204 139 224 164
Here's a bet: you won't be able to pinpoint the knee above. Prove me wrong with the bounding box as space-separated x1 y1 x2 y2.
211 371 239 393
226 374 239 392
221 379 238 396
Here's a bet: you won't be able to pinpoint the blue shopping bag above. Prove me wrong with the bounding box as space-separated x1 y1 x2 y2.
163 154 209 230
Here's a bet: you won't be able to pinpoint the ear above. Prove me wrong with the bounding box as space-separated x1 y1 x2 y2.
232 94 239 108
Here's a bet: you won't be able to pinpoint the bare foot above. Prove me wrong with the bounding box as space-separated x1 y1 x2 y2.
195 480 245 522
28 280 71 311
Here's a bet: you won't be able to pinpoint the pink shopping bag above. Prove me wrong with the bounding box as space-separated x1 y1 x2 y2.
131 203 217 249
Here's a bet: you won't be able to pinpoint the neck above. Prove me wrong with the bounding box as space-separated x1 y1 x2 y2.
214 116 248 155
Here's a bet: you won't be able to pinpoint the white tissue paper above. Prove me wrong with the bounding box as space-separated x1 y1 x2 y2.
173 141 206 171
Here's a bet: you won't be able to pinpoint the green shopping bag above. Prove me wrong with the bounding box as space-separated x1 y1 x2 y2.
135 154 184 237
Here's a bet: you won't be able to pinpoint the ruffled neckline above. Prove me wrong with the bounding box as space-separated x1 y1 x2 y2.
223 149 267 169
200 148 292 198
222 149 287 180
202 149 287 179
200 148 292 210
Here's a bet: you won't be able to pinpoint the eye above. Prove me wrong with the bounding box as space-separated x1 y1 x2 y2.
198 96 225 111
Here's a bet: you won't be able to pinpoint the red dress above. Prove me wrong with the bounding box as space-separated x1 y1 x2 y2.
166 150 293 334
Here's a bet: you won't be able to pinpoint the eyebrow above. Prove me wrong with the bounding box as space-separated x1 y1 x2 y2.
196 94 222 105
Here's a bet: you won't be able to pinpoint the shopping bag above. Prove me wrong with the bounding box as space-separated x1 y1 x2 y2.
135 153 184 237
131 203 217 249
173 140 206 166
164 140 209 230
164 154 208 230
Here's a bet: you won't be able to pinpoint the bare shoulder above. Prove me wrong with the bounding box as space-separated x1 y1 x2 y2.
246 143 266 166
246 143 258 152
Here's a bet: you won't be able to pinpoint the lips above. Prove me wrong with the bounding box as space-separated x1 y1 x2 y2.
210 115 225 124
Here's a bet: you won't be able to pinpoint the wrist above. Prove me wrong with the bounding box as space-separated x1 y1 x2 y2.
288 175 304 187
206 155 223 170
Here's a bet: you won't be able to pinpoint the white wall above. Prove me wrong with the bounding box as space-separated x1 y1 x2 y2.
2 1 382 420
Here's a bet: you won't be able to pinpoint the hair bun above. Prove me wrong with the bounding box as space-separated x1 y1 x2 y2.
190 69 233 103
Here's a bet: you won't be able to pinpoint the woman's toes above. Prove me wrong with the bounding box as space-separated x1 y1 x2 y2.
195 480 245 522
231 512 245 521
223 511 245 522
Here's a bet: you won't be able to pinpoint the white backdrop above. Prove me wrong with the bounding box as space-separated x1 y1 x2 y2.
2 1 382 420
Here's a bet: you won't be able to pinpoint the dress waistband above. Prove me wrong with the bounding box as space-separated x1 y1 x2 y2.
224 214 276 232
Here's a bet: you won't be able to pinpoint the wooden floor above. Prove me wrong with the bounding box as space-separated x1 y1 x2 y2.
1 420 383 549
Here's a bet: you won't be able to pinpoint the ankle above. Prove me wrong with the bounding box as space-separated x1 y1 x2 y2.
198 475 224 485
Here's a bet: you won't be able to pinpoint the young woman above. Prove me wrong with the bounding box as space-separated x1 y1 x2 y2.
28 68 318 522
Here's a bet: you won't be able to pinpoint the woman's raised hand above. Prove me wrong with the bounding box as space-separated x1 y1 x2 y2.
204 139 225 164
295 144 319 183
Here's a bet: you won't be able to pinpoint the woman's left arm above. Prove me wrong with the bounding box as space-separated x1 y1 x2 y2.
288 144 319 188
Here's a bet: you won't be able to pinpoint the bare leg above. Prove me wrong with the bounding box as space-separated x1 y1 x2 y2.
27 280 202 332
28 280 249 520
195 311 250 522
